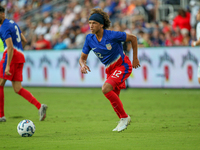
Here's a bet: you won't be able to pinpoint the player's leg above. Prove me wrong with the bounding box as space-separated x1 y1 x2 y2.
102 82 123 118
102 83 122 118
112 88 121 123
104 57 132 131
0 57 8 121
113 88 120 97
12 81 47 121
102 81 130 131
12 63 47 121
102 82 128 119
12 81 42 109
0 78 7 122
102 81 131 131
0 58 15 121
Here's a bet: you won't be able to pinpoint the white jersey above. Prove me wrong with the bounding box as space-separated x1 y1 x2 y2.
196 22 200 40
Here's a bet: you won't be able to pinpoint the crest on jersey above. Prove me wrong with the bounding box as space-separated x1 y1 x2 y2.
106 43 112 50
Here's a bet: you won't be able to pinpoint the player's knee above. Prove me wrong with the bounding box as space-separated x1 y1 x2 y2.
198 78 200 84
0 78 6 86
102 83 112 94
14 89 19 93
13 87 21 93
102 86 108 94
0 81 4 86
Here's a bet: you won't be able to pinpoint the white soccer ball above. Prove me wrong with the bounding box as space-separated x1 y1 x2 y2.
17 119 35 137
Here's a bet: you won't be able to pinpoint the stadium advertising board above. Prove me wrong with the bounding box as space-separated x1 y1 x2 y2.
1 47 200 88
129 47 200 88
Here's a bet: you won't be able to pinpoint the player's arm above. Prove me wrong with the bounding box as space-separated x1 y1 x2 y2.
125 33 140 69
79 52 91 74
5 37 14 75
20 33 27 49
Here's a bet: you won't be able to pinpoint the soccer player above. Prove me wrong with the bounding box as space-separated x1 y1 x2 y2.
79 8 140 132
0 6 47 122
191 10 200 83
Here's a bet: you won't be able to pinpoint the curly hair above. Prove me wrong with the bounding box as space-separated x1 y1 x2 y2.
89 8 111 29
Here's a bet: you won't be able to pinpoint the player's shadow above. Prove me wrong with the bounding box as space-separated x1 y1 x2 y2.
9 116 24 119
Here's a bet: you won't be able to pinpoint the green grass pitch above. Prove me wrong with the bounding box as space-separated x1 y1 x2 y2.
0 87 200 150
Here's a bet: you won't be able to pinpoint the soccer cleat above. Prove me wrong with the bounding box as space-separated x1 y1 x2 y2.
0 116 6 122
112 115 131 132
112 121 120 131
38 104 48 121
117 115 131 132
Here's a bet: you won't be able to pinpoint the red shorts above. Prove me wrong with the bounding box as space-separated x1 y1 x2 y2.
105 55 132 91
0 60 23 81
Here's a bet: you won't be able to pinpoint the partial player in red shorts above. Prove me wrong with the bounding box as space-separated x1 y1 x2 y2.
0 62 23 81
79 8 140 132
0 6 47 122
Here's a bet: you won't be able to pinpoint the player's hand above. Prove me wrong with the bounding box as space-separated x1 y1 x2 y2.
132 58 140 69
81 64 91 74
5 66 11 76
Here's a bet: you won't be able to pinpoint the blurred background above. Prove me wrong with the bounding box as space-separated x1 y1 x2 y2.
0 0 200 88
0 0 199 50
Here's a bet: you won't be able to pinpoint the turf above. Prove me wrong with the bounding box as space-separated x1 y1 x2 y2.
0 87 200 150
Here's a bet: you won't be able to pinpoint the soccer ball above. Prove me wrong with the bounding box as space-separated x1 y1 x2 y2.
17 119 35 137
